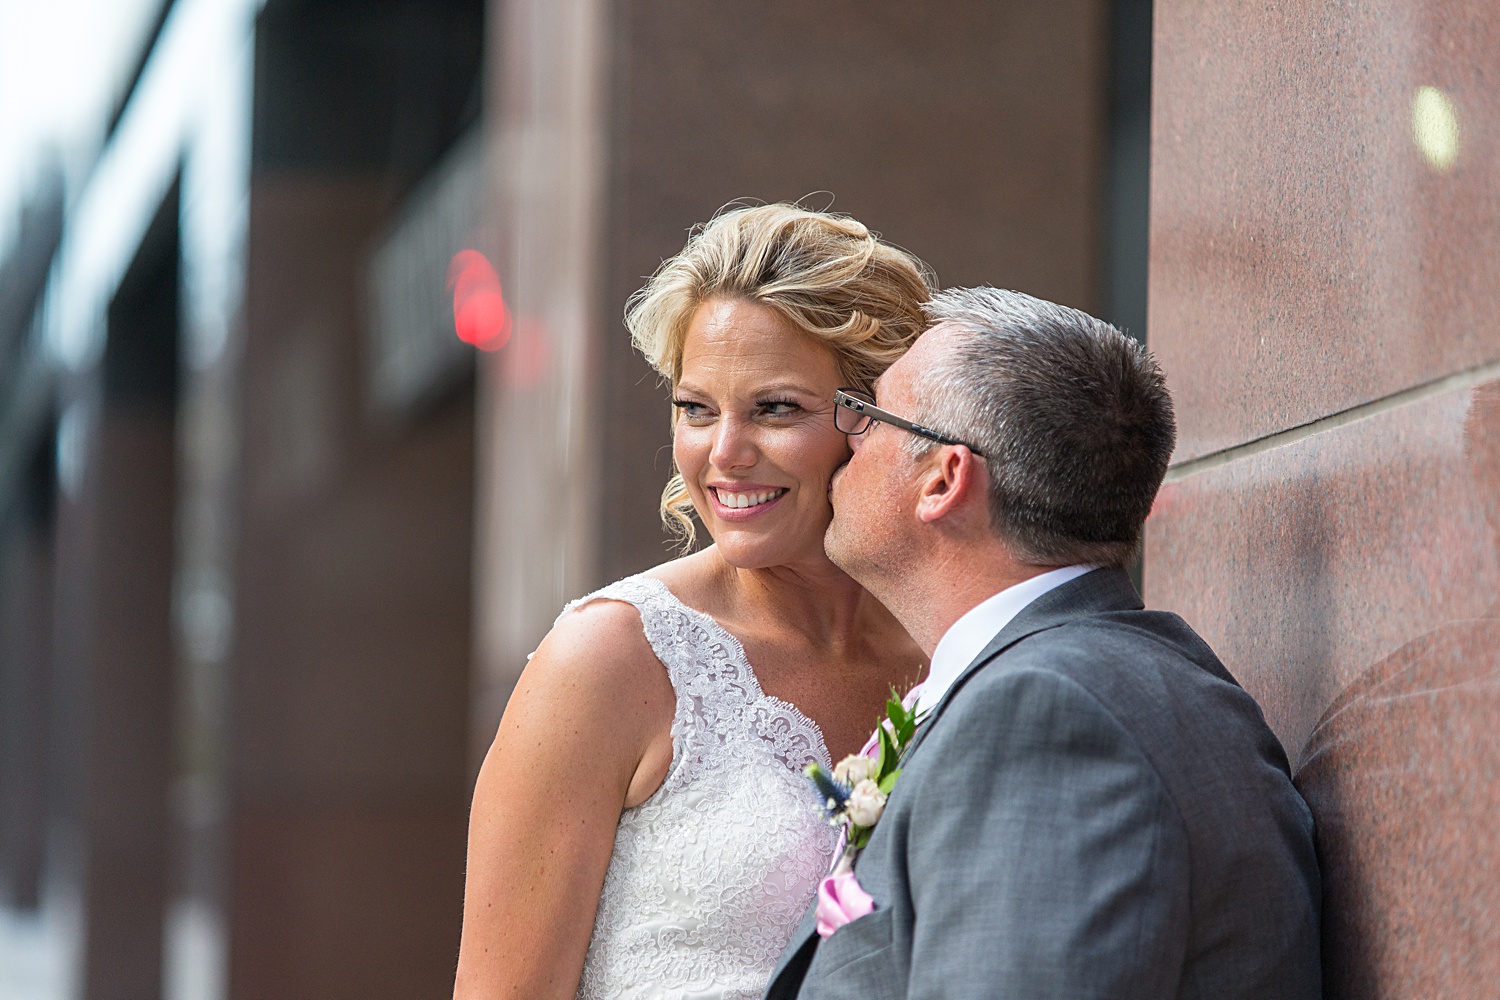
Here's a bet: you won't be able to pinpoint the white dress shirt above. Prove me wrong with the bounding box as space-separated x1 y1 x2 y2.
913 565 1097 717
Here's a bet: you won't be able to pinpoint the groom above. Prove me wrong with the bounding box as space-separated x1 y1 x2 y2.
766 288 1321 999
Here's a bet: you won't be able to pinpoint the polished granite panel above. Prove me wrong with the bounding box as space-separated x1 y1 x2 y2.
1151 1 1500 460
1145 379 1500 997
1298 619 1500 996
1145 380 1500 760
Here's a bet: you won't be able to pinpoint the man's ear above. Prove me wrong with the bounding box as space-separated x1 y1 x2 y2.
914 446 986 525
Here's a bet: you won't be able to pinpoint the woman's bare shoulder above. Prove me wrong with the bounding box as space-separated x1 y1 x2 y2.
487 595 675 799
528 594 670 703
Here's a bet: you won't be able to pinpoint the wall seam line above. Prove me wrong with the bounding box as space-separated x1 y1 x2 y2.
1165 357 1500 483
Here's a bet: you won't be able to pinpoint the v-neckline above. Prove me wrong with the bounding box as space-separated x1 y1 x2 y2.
640 576 832 770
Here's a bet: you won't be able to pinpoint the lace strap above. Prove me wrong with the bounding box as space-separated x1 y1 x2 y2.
557 576 706 787
558 577 693 681
558 575 829 777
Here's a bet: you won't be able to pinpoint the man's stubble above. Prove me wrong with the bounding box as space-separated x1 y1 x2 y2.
825 488 918 614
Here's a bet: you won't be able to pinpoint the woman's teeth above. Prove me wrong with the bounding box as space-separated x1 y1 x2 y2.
713 487 786 509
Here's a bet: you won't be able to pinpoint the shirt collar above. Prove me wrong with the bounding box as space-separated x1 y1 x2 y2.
914 565 1096 716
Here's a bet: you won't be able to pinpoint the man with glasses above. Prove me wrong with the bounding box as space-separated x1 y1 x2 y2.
831 388 984 456
766 288 1321 1000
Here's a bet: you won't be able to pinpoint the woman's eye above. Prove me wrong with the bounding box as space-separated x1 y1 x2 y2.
760 400 800 416
672 399 712 420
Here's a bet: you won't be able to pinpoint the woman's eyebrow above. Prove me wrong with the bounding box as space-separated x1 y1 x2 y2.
674 381 823 398
751 382 823 397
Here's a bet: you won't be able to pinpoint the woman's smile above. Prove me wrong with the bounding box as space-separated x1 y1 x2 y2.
707 484 790 517
674 297 850 568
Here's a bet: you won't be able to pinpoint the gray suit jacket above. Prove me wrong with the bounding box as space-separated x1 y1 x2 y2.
765 567 1320 1000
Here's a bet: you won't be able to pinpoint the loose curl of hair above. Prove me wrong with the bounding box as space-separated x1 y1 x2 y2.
626 202 936 549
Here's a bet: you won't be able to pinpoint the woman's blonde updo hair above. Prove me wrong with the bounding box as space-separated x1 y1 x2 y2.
625 202 936 547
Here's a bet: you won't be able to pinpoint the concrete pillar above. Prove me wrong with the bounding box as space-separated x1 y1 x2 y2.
0 452 55 912
47 183 182 1000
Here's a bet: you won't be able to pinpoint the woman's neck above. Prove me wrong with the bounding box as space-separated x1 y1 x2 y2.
705 546 884 651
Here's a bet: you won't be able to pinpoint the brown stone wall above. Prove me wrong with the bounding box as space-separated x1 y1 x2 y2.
1145 2 1500 995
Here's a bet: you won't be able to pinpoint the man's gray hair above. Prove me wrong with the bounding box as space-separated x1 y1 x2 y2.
908 287 1176 567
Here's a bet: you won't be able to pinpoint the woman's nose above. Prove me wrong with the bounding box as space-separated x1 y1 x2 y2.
709 414 758 469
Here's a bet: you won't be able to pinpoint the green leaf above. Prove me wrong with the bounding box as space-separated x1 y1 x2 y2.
878 768 901 795
888 685 909 722
876 723 898 780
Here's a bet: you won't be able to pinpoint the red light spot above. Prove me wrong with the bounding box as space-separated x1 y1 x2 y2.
448 250 511 351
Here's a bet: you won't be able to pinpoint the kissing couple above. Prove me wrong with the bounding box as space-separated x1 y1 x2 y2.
453 204 1322 1000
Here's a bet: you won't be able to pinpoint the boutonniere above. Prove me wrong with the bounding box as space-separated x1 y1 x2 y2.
805 688 926 864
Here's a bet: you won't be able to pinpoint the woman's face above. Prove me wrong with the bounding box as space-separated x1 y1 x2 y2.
673 297 850 570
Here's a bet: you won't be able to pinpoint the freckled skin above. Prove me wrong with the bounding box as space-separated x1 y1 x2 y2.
454 297 926 1000
662 300 927 754
670 297 853 571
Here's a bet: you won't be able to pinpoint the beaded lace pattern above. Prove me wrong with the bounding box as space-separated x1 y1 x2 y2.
561 575 837 1000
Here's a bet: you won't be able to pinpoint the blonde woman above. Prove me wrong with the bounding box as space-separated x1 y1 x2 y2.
454 205 933 1000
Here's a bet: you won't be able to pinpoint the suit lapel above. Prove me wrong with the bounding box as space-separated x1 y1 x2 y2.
901 567 1143 761
765 900 822 999
765 568 1144 998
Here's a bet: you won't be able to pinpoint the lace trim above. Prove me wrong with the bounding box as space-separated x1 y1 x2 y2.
562 575 831 791
557 574 840 1000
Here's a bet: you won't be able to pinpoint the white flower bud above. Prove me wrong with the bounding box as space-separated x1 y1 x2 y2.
833 754 874 788
846 779 887 827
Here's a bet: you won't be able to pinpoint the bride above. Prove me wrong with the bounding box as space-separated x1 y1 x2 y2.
453 204 933 1000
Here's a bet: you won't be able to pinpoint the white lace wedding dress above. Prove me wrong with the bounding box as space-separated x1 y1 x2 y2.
559 575 838 1000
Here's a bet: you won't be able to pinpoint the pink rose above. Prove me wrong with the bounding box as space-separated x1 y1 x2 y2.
833 754 875 787
845 779 887 827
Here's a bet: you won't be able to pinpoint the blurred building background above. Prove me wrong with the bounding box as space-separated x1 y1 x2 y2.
0 1 1493 999
0 1 483 996
0 2 1148 996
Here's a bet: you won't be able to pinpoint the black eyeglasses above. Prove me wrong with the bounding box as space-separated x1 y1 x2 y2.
832 389 985 458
